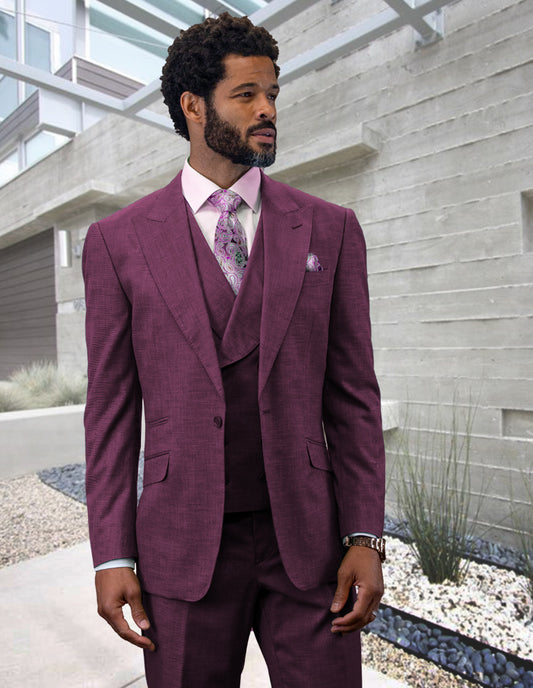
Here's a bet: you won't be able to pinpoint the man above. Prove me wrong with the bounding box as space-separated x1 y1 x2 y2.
83 12 386 687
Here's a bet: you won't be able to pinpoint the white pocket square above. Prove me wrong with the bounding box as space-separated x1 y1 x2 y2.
306 253 324 272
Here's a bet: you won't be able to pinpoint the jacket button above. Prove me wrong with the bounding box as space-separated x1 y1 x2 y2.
213 416 223 428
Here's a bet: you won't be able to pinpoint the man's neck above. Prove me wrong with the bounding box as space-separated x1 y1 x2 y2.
188 151 251 189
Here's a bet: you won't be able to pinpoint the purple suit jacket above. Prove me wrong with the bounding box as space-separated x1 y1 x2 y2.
83 171 386 601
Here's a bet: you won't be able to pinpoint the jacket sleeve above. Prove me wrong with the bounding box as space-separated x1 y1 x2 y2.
82 222 142 567
322 208 386 538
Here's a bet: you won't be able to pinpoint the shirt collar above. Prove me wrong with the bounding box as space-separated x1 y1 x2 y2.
182 159 261 214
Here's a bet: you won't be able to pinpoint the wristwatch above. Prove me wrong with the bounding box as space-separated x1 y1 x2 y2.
342 535 386 562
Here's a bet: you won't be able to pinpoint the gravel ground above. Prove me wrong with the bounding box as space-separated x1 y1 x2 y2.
2 471 530 687
0 473 88 568
381 537 532 659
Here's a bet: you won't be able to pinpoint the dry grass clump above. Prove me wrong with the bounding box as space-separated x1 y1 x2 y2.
2 360 87 411
0 383 28 412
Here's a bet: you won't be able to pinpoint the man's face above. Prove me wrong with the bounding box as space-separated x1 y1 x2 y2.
203 54 278 168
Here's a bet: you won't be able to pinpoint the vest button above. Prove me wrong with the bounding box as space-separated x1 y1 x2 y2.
213 416 223 428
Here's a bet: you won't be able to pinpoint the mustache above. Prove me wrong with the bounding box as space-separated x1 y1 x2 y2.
247 122 277 136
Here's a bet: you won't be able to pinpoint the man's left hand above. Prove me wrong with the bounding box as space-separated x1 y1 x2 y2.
330 545 384 634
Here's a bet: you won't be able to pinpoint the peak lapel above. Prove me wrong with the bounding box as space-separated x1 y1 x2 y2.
259 174 313 398
132 173 223 399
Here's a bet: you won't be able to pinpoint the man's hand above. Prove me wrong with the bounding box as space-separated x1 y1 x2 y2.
95 567 155 651
330 546 384 634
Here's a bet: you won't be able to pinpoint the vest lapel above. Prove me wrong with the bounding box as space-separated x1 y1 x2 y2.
218 218 264 367
187 203 235 341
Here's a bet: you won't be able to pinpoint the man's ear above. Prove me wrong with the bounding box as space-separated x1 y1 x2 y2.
180 92 205 127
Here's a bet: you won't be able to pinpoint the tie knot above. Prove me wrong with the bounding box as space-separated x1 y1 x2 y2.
208 189 242 214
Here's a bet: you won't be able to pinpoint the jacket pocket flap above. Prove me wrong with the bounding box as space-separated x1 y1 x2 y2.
143 452 169 486
306 440 332 472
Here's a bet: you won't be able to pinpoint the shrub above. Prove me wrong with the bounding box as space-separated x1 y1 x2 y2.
9 360 58 397
45 370 88 407
5 361 87 410
393 402 485 584
510 469 533 617
0 383 29 412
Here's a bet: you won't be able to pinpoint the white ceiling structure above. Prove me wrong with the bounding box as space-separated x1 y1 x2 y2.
0 0 454 133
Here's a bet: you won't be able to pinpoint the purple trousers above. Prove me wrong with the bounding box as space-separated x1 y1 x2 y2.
142 510 361 687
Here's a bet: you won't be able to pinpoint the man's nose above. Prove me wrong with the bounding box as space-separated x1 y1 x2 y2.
256 95 276 121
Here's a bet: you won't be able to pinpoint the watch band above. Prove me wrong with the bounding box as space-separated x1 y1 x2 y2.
342 535 386 562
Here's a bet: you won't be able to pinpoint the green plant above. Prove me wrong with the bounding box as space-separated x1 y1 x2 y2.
393 402 484 584
510 469 533 616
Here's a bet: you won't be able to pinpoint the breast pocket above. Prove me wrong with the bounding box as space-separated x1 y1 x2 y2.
302 271 330 288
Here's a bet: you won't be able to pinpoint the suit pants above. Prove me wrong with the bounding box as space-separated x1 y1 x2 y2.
142 510 361 688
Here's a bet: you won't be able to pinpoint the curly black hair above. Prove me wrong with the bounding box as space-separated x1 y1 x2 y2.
161 12 279 140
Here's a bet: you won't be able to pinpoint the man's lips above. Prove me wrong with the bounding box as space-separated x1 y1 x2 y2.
250 128 276 143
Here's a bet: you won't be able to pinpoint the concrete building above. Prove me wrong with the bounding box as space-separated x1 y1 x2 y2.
0 0 531 545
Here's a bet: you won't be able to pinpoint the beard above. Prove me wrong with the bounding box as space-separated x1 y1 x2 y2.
204 100 276 168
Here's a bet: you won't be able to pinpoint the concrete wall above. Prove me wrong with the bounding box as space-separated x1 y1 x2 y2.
0 405 85 479
0 0 531 544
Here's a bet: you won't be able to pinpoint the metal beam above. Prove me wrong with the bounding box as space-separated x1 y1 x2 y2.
0 55 173 131
279 0 453 84
89 7 169 58
250 0 318 31
0 55 124 110
121 78 161 114
383 0 436 40
97 0 188 36
131 107 173 130
140 0 205 28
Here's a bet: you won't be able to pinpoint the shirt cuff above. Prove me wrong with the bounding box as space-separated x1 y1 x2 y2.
94 558 136 571
342 532 379 540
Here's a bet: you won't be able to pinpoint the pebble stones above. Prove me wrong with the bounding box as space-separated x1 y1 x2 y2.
367 606 533 687
39 457 145 504
362 634 479 688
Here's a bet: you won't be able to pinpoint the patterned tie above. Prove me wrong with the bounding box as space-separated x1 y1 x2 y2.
208 189 248 294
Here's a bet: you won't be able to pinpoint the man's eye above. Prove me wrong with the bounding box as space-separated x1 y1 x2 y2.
239 92 253 97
